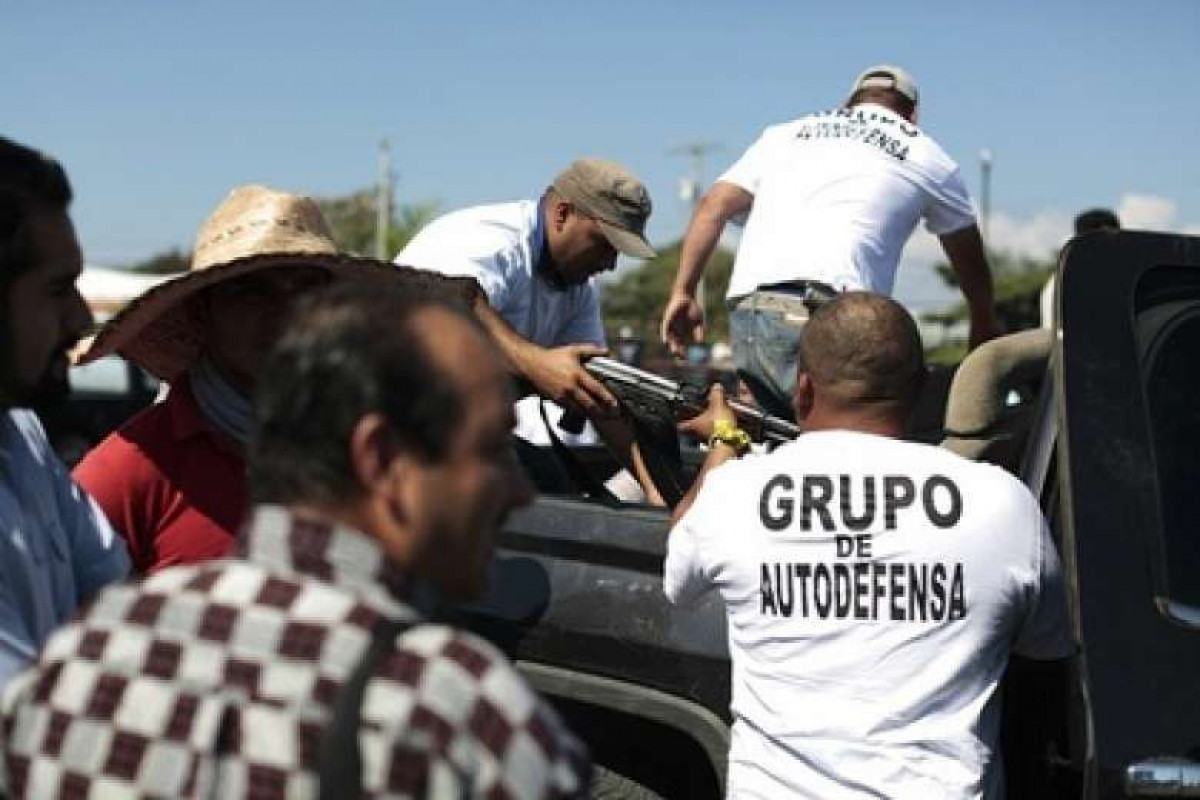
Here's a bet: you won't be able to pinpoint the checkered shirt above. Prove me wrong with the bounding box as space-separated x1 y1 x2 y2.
0 505 591 798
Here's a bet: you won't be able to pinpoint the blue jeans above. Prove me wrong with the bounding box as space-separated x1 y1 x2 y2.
729 292 810 421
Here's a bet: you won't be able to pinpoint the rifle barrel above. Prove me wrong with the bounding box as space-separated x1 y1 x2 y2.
585 358 800 444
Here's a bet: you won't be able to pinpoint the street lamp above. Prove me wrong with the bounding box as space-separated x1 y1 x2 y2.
375 139 393 261
670 142 722 311
979 148 993 248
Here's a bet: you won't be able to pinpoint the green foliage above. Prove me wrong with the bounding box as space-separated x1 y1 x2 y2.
315 189 440 258
923 250 1055 357
601 240 734 356
123 247 190 274
924 339 969 367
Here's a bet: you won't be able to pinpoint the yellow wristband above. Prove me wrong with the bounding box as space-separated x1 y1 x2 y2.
709 419 752 455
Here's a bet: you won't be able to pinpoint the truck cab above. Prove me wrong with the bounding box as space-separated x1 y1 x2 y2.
462 231 1200 798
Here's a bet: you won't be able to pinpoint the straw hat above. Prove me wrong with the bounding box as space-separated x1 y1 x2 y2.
79 185 476 381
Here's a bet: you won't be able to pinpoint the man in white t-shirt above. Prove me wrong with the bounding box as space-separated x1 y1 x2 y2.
661 65 1003 419
397 158 664 503
666 293 1073 799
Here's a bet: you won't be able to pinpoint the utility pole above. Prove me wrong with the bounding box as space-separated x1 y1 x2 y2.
979 148 993 249
670 141 722 311
375 139 394 260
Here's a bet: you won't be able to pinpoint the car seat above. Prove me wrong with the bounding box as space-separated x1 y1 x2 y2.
941 329 1052 470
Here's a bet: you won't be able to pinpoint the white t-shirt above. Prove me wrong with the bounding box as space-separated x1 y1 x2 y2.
665 430 1073 800
1040 274 1056 330
720 104 977 299
512 396 599 447
396 200 606 347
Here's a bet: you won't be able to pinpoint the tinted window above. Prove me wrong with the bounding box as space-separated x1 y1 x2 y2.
70 356 131 394
1137 288 1200 611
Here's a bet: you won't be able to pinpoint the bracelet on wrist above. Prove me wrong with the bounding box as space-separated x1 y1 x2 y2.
709 419 752 456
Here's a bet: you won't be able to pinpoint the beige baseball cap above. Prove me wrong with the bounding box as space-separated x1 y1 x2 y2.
552 158 656 259
850 65 919 106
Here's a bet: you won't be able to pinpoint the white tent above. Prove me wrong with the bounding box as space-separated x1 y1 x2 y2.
77 266 173 320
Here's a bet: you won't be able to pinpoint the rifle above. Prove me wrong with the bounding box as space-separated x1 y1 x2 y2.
584 357 800 446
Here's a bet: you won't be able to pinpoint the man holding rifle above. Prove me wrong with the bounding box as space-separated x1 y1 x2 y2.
398 158 664 503
663 293 1072 798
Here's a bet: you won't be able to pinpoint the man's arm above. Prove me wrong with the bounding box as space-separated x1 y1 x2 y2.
58 472 130 601
590 415 665 507
939 224 1004 349
661 183 754 358
672 384 742 525
0 577 38 688
472 296 618 417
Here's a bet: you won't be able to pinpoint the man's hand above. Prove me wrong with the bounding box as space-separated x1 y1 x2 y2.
661 292 706 358
524 343 620 417
671 383 741 524
940 224 1003 352
677 383 736 442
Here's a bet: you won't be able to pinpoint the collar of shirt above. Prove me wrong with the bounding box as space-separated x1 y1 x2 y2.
532 196 567 292
167 374 243 454
239 504 418 620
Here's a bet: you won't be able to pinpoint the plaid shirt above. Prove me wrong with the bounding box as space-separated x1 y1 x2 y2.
0 505 591 798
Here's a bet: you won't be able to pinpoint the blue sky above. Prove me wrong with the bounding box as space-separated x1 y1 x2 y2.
6 0 1198 312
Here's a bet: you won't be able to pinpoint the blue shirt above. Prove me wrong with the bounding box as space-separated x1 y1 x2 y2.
396 200 606 348
0 409 129 686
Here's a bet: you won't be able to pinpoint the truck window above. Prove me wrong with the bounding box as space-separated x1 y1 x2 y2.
1136 275 1200 617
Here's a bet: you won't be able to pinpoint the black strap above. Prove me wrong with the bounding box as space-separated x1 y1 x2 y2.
538 401 621 506
630 415 686 508
756 278 837 295
318 615 413 800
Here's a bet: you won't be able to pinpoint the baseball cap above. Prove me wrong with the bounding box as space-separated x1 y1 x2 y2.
552 159 656 259
850 65 919 106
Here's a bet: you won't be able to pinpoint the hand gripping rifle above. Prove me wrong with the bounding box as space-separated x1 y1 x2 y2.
584 357 800 446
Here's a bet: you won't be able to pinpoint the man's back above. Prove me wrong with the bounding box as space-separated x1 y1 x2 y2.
397 200 604 349
723 104 975 299
666 431 1071 798
0 507 589 797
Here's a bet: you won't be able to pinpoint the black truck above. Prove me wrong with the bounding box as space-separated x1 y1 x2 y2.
463 231 1199 798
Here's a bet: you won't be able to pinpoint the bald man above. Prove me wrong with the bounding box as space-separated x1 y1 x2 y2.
665 293 1072 799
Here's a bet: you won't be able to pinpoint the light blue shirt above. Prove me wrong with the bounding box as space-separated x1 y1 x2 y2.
396 200 607 348
0 409 129 686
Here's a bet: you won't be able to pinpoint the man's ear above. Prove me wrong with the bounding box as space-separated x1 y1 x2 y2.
349 413 405 495
793 371 815 422
549 198 572 231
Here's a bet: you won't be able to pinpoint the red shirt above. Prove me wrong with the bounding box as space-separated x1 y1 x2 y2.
73 376 246 574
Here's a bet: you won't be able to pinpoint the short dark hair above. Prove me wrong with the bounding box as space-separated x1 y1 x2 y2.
249 276 477 507
0 137 74 394
0 137 73 289
847 87 916 121
799 292 925 410
1074 208 1120 235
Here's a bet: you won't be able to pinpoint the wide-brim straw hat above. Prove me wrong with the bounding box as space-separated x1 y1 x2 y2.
79 185 476 381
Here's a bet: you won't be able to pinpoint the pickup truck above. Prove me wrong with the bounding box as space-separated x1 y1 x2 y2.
461 231 1200 799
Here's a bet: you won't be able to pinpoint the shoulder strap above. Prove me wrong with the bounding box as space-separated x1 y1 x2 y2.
318 614 412 800
538 401 621 506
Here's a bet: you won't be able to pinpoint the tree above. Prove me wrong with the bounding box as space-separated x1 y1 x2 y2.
922 250 1055 364
124 248 190 275
315 189 439 258
601 241 735 357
